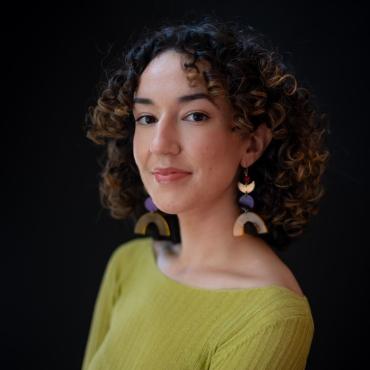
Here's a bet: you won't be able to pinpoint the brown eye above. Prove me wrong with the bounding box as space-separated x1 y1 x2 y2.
185 112 209 122
135 115 156 125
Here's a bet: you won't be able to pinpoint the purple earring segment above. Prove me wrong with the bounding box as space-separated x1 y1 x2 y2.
144 196 158 212
239 194 254 209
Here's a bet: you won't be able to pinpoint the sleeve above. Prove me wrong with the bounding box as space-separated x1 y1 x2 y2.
209 315 314 370
81 248 122 370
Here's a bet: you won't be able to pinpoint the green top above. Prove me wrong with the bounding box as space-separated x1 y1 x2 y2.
82 237 314 370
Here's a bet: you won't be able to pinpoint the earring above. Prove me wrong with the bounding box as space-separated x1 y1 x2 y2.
134 196 171 237
233 167 269 236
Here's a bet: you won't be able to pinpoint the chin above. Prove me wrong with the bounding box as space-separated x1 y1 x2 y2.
149 196 188 215
158 208 178 215
154 202 183 215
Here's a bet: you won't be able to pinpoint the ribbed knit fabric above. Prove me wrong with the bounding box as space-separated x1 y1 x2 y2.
81 237 314 370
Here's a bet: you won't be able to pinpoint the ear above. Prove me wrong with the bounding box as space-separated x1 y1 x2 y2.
240 123 272 167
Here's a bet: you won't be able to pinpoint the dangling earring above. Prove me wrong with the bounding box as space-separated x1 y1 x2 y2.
134 196 171 237
233 166 269 236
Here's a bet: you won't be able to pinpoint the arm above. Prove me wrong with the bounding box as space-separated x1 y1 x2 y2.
210 315 314 370
81 249 121 370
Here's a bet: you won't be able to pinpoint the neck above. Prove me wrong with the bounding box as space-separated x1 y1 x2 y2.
173 186 258 272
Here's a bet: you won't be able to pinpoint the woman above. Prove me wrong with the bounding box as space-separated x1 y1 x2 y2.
82 15 330 370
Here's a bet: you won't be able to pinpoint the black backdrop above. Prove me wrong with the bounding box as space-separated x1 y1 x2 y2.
4 1 369 369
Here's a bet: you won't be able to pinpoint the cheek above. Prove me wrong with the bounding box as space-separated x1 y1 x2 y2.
192 134 240 177
132 131 143 169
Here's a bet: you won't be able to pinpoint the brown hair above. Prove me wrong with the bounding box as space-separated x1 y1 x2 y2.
84 15 330 250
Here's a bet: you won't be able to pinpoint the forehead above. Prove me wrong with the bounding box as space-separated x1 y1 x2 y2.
133 50 230 111
135 50 209 95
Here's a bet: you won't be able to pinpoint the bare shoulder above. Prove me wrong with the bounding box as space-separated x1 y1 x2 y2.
233 238 305 297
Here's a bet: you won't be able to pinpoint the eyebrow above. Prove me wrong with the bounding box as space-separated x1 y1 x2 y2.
133 93 218 108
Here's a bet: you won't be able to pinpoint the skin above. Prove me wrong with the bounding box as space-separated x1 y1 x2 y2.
132 49 304 296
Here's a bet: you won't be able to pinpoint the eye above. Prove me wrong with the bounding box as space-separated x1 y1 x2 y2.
185 112 210 122
134 112 210 125
135 115 157 125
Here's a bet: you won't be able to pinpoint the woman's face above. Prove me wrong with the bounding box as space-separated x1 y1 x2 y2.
132 49 248 215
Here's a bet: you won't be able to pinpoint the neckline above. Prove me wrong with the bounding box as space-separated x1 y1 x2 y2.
143 237 308 300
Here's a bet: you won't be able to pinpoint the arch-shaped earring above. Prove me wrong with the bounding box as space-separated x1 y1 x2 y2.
233 166 268 236
134 197 171 237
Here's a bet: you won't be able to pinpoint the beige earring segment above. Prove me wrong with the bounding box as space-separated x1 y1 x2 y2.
134 212 171 237
238 180 255 194
233 211 269 236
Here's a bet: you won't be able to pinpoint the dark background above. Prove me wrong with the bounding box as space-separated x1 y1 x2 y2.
4 1 369 369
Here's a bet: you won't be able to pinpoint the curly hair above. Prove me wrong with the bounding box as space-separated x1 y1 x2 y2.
84 15 330 250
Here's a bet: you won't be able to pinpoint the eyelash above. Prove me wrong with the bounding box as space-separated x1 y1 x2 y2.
135 112 210 125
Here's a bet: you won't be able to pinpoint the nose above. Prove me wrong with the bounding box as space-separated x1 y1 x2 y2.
149 115 181 155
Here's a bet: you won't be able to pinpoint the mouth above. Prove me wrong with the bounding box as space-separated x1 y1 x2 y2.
152 169 192 184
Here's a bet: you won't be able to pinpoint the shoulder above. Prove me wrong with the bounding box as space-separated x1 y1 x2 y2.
111 237 149 260
212 277 315 360
104 237 149 277
210 274 315 368
210 309 314 369
232 237 305 297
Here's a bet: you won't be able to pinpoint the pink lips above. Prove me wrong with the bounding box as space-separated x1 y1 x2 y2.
152 167 191 183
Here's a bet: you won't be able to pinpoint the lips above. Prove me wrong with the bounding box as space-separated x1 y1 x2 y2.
152 167 192 183
152 167 191 175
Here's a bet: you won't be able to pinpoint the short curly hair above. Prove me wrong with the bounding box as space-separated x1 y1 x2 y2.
84 15 330 250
